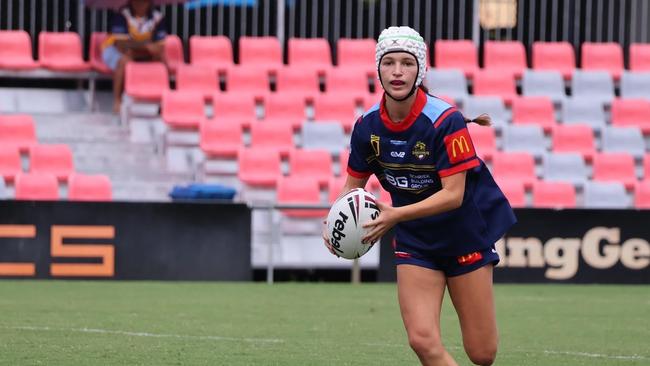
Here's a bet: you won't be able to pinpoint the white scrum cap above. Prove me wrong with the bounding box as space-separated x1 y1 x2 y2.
375 26 428 87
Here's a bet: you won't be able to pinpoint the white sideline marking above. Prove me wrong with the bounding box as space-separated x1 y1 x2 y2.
3 325 283 344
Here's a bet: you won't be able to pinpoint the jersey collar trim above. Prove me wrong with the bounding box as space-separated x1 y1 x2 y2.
379 89 427 132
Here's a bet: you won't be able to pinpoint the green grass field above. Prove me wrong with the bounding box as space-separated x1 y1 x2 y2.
0 281 647 366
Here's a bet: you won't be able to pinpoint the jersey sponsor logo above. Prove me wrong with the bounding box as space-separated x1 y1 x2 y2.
390 151 406 158
444 128 475 164
457 251 483 266
390 139 407 145
370 134 381 156
411 141 430 160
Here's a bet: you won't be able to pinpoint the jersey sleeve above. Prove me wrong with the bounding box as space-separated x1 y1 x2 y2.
346 117 373 179
109 13 128 35
433 110 480 178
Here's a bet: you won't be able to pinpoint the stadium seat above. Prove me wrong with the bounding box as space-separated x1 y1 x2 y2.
532 181 576 209
629 43 650 72
634 181 650 208
337 148 349 177
620 71 650 100
161 91 205 130
434 39 479 79
38 32 90 72
531 41 576 80
211 92 257 128
301 122 347 154
0 146 22 182
592 152 638 190
164 34 185 74
643 154 650 181
601 126 646 159
501 125 547 158
511 97 557 132
571 70 615 105
328 175 348 203
274 66 321 99
483 41 528 78
237 147 282 187
199 119 243 158
312 93 359 132
29 144 74 181
263 92 308 130
238 36 283 73
491 152 537 189
521 70 566 104
467 123 497 161
89 32 111 74
551 124 596 161
0 114 37 152
424 69 469 103
288 148 333 187
175 65 219 101
0 177 6 199
583 181 630 209
610 98 650 134
287 38 333 75
0 30 39 70
493 178 526 208
542 152 588 186
581 42 624 80
189 35 233 73
472 70 518 105
224 66 270 98
68 173 112 201
336 38 376 76
461 96 509 130
249 122 295 157
14 172 59 200
325 67 371 98
124 62 169 101
561 97 607 132
276 176 326 218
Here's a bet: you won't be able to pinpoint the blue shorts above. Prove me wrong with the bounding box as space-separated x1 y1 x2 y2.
102 45 122 71
394 244 500 277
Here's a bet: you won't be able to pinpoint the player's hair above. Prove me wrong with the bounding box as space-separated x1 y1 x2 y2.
418 85 492 127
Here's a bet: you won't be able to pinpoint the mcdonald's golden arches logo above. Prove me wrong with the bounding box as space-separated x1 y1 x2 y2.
444 128 476 164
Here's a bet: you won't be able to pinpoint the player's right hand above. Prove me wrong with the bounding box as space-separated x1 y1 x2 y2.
322 220 339 257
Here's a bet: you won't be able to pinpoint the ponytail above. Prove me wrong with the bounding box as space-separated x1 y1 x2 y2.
464 113 492 127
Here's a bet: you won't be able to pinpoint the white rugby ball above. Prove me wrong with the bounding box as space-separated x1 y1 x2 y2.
326 188 381 259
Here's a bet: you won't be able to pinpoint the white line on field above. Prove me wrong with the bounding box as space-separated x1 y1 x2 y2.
2 325 283 344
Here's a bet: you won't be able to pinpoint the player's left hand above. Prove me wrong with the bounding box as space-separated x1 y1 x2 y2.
361 201 399 245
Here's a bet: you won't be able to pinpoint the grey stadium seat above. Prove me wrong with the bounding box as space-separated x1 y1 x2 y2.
424 69 469 102
0 177 6 199
502 125 547 157
542 153 588 186
301 122 347 154
620 71 650 100
522 70 566 105
571 70 615 105
601 126 646 159
461 96 509 130
583 181 631 209
562 97 607 132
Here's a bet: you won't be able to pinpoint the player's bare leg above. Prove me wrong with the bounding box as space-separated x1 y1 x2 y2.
112 54 131 114
397 264 459 366
446 265 498 366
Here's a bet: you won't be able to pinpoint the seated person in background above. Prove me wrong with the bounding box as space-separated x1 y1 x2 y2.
102 0 167 113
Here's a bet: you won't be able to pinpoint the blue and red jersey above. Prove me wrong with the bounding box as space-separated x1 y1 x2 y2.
347 89 516 256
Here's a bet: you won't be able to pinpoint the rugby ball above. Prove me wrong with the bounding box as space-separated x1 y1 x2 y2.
326 188 381 259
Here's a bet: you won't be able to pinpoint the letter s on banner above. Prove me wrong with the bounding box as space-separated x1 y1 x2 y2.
50 225 115 277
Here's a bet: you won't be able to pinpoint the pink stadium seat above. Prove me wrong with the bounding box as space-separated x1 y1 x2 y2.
629 43 650 72
325 67 371 98
532 41 575 80
0 114 37 152
175 65 219 101
224 65 270 98
313 93 359 132
211 92 257 128
483 41 527 79
249 123 294 157
328 175 348 203
14 172 59 200
288 38 333 75
634 181 650 208
89 32 111 74
511 97 557 132
200 119 243 158
237 147 282 187
494 179 526 208
338 149 349 177
274 66 320 101
643 154 650 181
189 35 233 73
0 30 39 70
552 124 596 162
164 34 185 74
161 91 205 129
367 174 382 192
434 39 479 79
29 144 74 181
467 124 497 162
263 92 307 130
238 36 283 73
68 173 112 201
472 70 518 105
0 146 22 182
124 62 169 101
532 181 576 209
336 38 376 76
276 176 326 218
592 152 637 190
289 148 333 187
581 42 624 80
492 152 537 189
377 187 393 206
364 94 381 110
611 98 650 134
38 32 90 72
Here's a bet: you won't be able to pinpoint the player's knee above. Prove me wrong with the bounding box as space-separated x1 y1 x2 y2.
407 330 445 360
466 344 497 365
